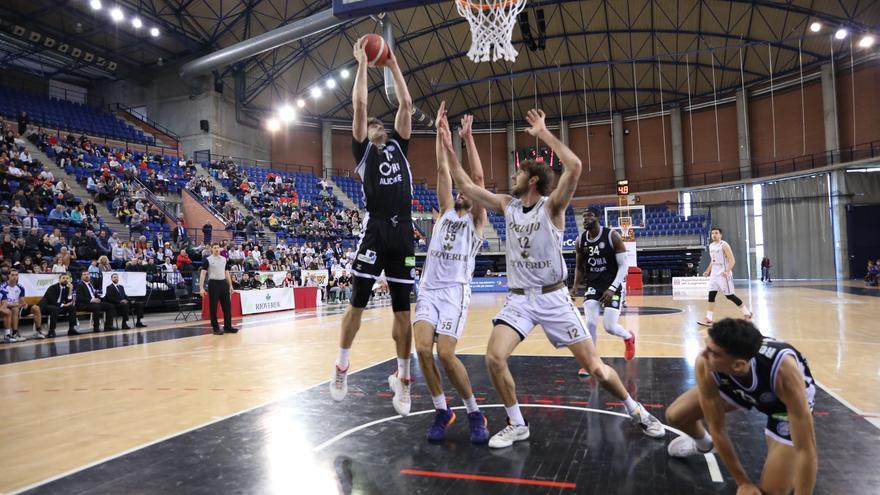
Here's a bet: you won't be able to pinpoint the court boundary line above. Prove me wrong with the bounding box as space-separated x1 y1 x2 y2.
8 357 396 495
311 403 724 483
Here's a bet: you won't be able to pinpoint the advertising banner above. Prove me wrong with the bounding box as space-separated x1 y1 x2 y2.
672 276 710 300
100 271 148 297
19 274 62 297
239 287 295 315
469 277 509 293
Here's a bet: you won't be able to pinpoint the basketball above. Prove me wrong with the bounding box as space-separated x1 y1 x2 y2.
361 33 390 67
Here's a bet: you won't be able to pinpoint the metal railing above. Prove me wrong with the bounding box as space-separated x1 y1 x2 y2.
109 103 181 144
130 175 179 222
204 153 316 175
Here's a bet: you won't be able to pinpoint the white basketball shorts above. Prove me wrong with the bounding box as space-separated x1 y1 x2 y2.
708 273 735 296
492 287 591 348
414 284 471 340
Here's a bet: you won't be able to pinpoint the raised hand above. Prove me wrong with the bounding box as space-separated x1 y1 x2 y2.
525 109 547 136
459 114 473 139
434 101 447 130
438 123 454 152
353 38 367 65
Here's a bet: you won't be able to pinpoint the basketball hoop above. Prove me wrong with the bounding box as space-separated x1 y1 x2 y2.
455 0 527 63
618 216 633 241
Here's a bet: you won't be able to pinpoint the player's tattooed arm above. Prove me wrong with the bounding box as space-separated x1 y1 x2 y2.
695 356 756 493
775 356 817 495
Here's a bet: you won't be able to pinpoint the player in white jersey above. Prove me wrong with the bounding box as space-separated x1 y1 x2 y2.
438 108 665 448
413 103 490 444
699 227 752 327
0 269 44 343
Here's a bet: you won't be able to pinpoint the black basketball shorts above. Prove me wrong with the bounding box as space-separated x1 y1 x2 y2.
584 283 623 309
351 217 415 284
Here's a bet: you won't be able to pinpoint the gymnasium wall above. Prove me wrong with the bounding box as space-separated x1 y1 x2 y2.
268 62 880 197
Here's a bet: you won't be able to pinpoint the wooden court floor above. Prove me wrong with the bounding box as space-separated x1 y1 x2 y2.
1 281 878 493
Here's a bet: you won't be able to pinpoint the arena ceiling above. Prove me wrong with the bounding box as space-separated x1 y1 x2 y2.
1 0 878 126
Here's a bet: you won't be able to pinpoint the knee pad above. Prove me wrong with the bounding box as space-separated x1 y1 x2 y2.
708 291 718 303
349 276 374 308
388 281 412 312
726 294 743 306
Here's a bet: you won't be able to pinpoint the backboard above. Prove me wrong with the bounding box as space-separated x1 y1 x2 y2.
332 0 444 18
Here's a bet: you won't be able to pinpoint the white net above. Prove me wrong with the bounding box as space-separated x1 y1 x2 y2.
455 0 528 63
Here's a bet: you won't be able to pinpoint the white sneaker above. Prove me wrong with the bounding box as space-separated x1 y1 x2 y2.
329 365 348 402
388 373 412 416
488 422 530 449
630 406 666 438
34 330 46 339
668 435 714 457
11 332 25 342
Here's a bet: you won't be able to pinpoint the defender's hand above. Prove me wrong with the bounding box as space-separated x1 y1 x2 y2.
525 109 547 136
459 115 473 139
599 289 615 305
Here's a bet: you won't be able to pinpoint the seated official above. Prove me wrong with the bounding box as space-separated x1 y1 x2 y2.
75 271 117 333
38 273 77 336
103 273 146 329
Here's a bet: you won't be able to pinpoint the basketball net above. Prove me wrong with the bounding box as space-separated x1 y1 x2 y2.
455 0 527 63
618 216 634 241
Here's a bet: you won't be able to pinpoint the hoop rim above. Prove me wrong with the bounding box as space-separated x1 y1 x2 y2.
457 0 520 11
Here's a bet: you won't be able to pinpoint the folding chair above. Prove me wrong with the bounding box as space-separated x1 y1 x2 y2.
173 287 200 322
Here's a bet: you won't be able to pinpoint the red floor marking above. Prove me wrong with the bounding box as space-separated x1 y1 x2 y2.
569 401 589 405
554 379 566 383
376 392 392 397
606 401 623 406
535 399 556 404
475 397 485 401
400 469 576 489
813 411 831 416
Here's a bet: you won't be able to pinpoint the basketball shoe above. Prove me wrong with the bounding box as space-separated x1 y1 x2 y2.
426 408 456 442
329 365 348 401
388 373 412 416
468 411 490 444
488 419 530 448
667 435 715 457
630 405 666 438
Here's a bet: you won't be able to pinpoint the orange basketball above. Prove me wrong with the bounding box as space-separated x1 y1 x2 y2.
361 33 390 68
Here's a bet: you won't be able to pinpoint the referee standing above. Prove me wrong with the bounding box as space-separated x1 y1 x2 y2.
199 244 238 335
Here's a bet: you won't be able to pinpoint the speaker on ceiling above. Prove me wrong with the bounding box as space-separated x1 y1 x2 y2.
200 120 209 133
517 12 537 52
214 78 223 94
536 9 546 49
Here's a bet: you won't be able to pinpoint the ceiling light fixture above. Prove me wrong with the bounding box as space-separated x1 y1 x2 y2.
132 17 143 29
310 87 322 98
858 34 875 48
809 21 822 33
90 0 102 10
278 105 296 123
296 98 306 108
266 118 281 133
835 28 848 40
340 69 350 79
150 27 160 37
325 78 337 89
110 7 124 22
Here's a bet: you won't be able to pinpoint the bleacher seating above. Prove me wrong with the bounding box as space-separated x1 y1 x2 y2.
0 86 155 145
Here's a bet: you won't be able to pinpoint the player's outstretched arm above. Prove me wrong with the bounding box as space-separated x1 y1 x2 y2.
435 102 454 213
437 111 510 214
775 356 817 495
524 109 582 228
695 356 758 494
385 49 412 140
459 114 487 235
352 40 369 142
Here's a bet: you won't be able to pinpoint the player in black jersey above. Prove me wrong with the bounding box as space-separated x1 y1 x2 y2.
571 208 636 360
665 319 817 495
330 38 416 417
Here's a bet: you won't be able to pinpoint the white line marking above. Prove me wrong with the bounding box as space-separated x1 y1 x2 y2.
704 452 723 482
8 357 394 494
311 403 723 483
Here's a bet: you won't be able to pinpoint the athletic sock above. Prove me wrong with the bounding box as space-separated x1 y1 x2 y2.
431 394 447 411
695 431 714 451
463 396 479 414
4 329 10 336
336 348 350 370
622 395 640 415
740 305 751 316
397 358 411 381
505 403 526 426
706 311 714 321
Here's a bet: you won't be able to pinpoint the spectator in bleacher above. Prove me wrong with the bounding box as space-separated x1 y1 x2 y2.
18 256 36 274
866 260 879 286
69 204 84 224
86 175 98 194
21 212 38 231
111 241 127 263
172 222 187 247
51 256 66 273
87 260 101 278
97 256 113 272
263 274 276 289
0 234 13 258
96 231 111 257
6 161 25 178
24 227 41 254
18 148 32 164
108 232 120 251
75 271 116 333
48 204 69 224
17 111 29 136
58 246 73 268
176 249 193 274
49 227 65 247
202 223 213 244
11 200 27 217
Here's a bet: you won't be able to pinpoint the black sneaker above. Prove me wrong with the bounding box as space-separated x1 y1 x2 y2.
224 327 239 334
135 322 147 328
213 329 224 335
68 329 81 336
